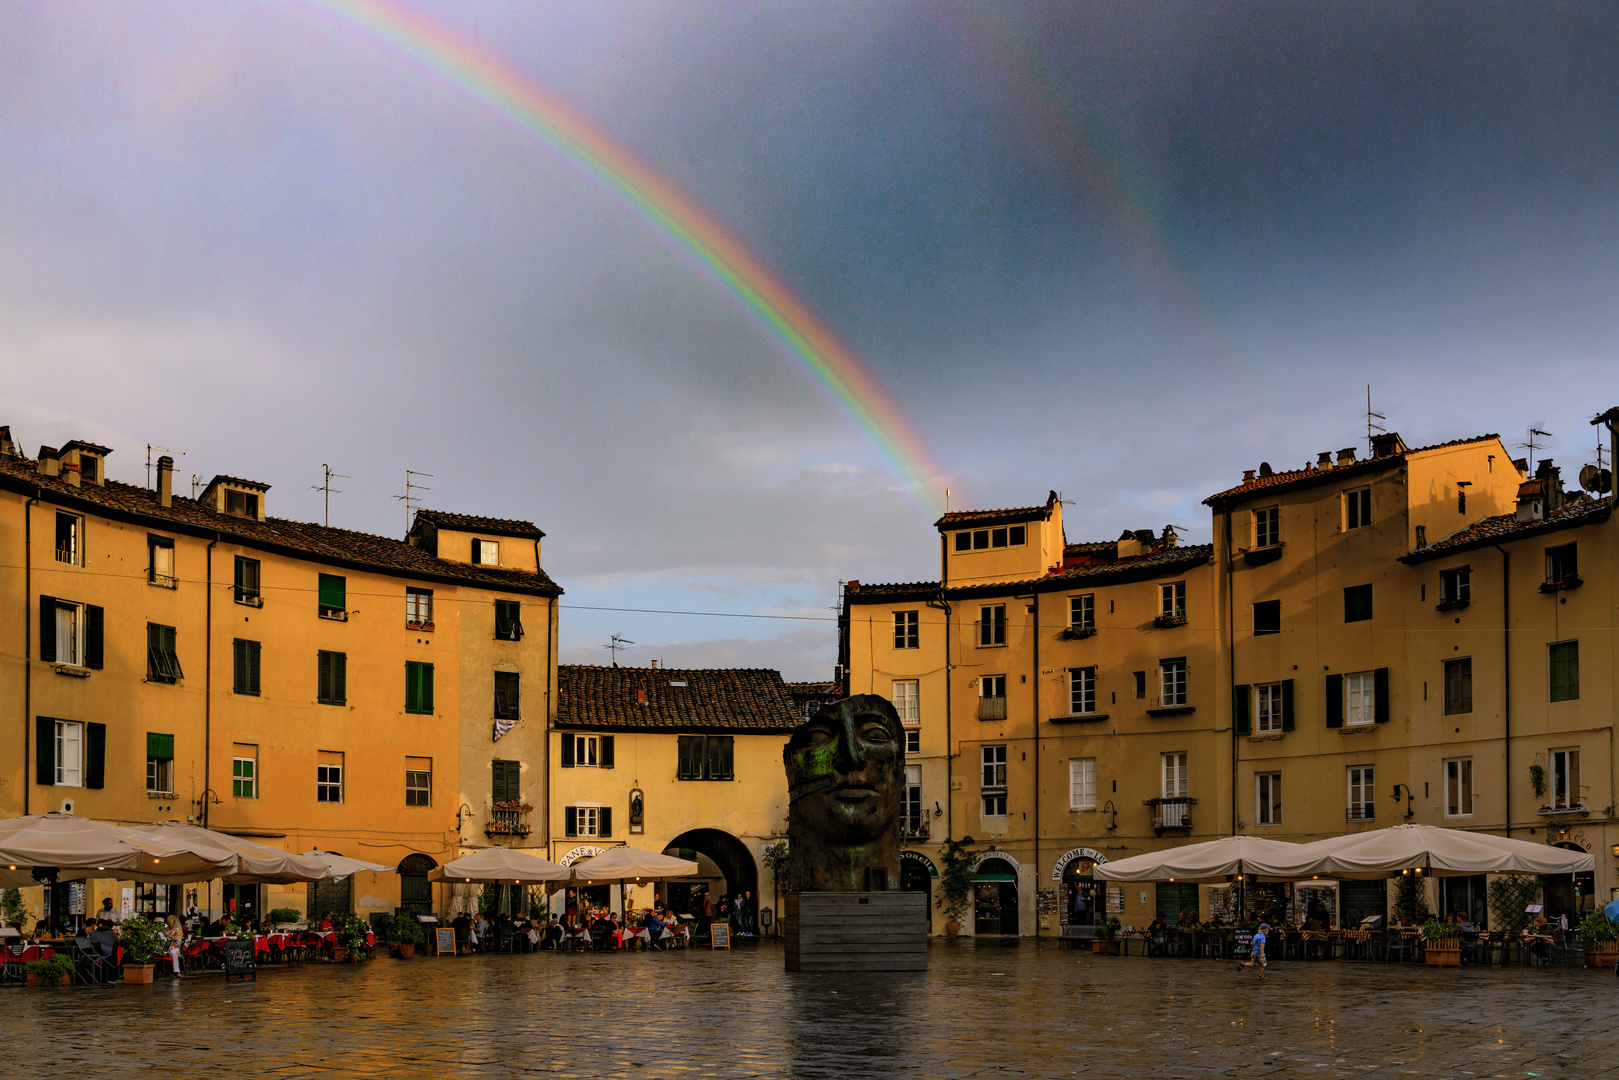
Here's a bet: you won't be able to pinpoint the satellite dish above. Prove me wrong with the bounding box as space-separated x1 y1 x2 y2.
1579 464 1612 494
1258 462 1274 477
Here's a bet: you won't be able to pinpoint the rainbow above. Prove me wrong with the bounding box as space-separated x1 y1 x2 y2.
308 0 947 517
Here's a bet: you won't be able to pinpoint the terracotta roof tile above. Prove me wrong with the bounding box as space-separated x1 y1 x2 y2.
411 508 545 539
1401 497 1611 563
0 460 561 596
848 544 1213 601
935 491 1059 529
1205 434 1502 506
557 665 799 732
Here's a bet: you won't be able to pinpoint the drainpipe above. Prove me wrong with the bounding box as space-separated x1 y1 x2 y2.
1014 590 1039 938
23 490 39 814
203 536 217 827
1225 508 1237 836
1492 544 1511 837
929 529 953 847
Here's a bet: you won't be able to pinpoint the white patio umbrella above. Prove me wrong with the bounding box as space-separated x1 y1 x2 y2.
120 822 332 884
0 813 238 881
1288 823 1597 879
1091 835 1308 884
569 847 700 886
428 846 570 885
303 849 394 879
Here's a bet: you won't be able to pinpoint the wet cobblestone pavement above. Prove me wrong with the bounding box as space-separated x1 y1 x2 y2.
3 942 1617 1078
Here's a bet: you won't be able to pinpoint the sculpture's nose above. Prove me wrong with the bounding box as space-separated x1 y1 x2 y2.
834 715 866 770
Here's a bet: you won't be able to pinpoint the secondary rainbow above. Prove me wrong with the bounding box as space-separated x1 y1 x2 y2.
310 0 946 517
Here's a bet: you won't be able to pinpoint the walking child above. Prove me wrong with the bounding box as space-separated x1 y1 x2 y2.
1240 922 1269 978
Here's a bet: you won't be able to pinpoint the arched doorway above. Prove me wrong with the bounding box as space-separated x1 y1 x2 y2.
398 854 437 916
900 852 935 931
663 829 758 926
1054 848 1106 932
973 856 1019 935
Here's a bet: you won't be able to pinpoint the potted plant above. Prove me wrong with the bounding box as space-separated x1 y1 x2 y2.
390 914 425 959
118 914 168 983
1578 910 1618 969
1091 915 1122 955
936 836 976 938
1421 917 1462 967
25 954 74 986
268 907 300 928
333 912 369 962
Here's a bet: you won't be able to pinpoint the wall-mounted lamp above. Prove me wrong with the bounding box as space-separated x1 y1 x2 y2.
1100 800 1118 831
1390 783 1416 820
1611 843 1619 859
934 802 944 817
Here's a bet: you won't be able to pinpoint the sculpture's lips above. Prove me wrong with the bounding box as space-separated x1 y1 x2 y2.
832 786 878 802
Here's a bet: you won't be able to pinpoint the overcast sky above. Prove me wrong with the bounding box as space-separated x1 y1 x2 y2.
4 1 1617 680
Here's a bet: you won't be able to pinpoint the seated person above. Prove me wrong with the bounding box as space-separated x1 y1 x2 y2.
645 909 671 946
1147 915 1168 955
452 913 472 951
87 919 120 958
1523 915 1556 963
590 913 614 950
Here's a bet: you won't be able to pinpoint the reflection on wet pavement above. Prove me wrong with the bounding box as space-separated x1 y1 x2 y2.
3 941 1617 1078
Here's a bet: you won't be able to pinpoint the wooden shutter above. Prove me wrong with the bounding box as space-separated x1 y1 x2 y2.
318 651 331 701
599 806 612 837
1233 684 1251 736
164 624 183 680
491 760 507 803
234 640 249 694
472 538 482 563
318 574 344 611
333 652 346 704
561 734 574 768
706 736 724 781
494 601 511 639
86 722 106 789
1325 674 1343 728
1373 668 1390 723
36 715 54 785
564 806 577 838
1281 679 1295 732
39 595 55 663
84 605 103 669
147 732 174 759
599 736 614 770
421 663 433 713
247 640 260 695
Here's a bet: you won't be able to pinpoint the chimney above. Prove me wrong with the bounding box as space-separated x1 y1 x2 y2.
157 455 173 508
1337 447 1357 465
1317 451 1333 470
1515 478 1544 523
39 446 59 478
1243 469 1256 482
63 457 81 488
1536 459 1565 513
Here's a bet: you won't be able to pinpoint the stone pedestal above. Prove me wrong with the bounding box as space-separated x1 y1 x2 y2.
783 891 928 972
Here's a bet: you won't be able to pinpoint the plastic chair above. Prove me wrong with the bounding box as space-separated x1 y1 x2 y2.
74 939 116 985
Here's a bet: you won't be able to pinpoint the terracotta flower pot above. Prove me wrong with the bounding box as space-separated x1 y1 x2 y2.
944 919 960 938
1091 939 1120 955
1584 947 1617 969
123 963 156 984
396 944 416 960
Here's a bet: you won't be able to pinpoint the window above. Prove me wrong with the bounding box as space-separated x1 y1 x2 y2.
232 745 258 798
978 674 1007 720
905 730 920 755
148 535 176 587
1439 567 1470 607
1546 544 1578 587
978 604 1006 647
1253 599 1280 636
406 588 433 629
46 598 84 667
1327 669 1387 727
566 805 609 838
491 759 521 803
892 680 919 724
903 764 923 833
405 757 432 807
1069 667 1096 715
232 639 261 696
493 671 520 720
1345 671 1375 726
1346 487 1372 529
1133 671 1146 699
317 751 344 803
1552 748 1581 810
1347 765 1374 820
146 732 174 794
1549 641 1579 702
1159 581 1186 619
317 650 346 706
234 556 261 605
981 745 1007 816
224 488 258 518
1159 657 1187 707
1162 752 1188 800
401 661 434 715
55 512 81 565
1255 772 1282 825
1443 657 1471 715
1254 682 1284 733
1444 758 1473 817
494 599 524 640
317 574 346 618
1253 506 1280 548
55 720 84 786
473 538 500 565
1070 758 1096 810
77 455 98 483
956 526 1026 551
676 735 729 780
147 623 183 683
892 610 919 649
558 734 615 769
1343 584 1373 623
1069 594 1094 630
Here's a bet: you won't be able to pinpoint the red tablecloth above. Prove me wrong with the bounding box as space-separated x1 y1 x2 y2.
9 945 55 962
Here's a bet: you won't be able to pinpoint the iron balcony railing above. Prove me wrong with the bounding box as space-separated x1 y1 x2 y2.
1346 805 1376 821
485 803 533 838
1147 796 1195 832
900 807 931 841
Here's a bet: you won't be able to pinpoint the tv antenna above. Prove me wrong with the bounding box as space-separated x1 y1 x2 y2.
603 635 635 666
1518 427 1553 473
146 444 185 489
393 470 433 531
310 464 349 527
1365 385 1386 456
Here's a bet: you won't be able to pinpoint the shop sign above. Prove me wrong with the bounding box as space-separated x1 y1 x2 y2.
900 850 938 878
559 845 606 867
1052 847 1109 881
971 850 1022 873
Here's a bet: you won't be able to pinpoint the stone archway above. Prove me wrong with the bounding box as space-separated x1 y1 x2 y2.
398 853 437 916
664 829 759 925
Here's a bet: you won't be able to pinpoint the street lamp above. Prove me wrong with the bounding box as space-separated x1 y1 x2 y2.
1390 784 1416 820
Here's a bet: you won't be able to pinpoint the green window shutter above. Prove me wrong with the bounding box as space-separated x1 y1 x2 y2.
491 760 506 803
318 651 330 701
86 722 106 789
333 652 346 704
36 715 54 786
599 806 612 838
1281 680 1295 732
84 605 103 669
599 736 614 770
1373 668 1390 723
706 736 723 781
39 595 55 663
495 602 511 639
504 760 520 802
422 663 433 713
247 640 260 696
167 624 183 681
318 574 345 611
1233 684 1251 736
561 735 574 768
1325 674 1343 728
564 806 577 838
146 732 174 760
405 662 420 713
234 640 248 694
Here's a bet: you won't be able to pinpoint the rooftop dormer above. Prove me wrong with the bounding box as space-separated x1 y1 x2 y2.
937 491 1065 586
407 509 544 574
199 474 270 521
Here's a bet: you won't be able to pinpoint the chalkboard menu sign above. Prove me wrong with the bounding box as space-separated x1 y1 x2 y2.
435 927 457 956
1233 930 1253 958
223 939 256 981
710 922 730 949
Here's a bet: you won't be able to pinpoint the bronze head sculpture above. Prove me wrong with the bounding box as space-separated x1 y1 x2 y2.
784 694 904 891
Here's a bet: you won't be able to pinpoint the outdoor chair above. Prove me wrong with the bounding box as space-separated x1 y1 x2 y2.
1380 929 1414 962
0 944 26 985
73 939 116 986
